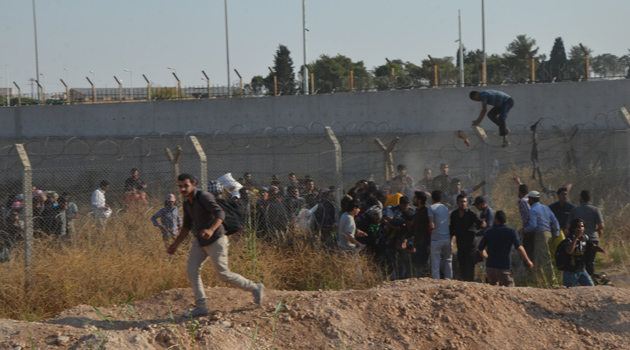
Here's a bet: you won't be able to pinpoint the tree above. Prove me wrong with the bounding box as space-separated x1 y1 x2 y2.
373 59 413 90
308 54 370 93
503 34 540 83
548 37 568 81
246 75 267 96
591 53 625 78
264 45 296 95
567 45 592 80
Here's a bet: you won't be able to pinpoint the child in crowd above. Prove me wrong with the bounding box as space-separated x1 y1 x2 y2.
151 194 182 246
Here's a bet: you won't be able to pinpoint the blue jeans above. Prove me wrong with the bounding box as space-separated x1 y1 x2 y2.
430 239 452 279
563 269 594 287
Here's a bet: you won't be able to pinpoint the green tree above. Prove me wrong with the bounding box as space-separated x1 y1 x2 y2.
548 37 568 81
246 75 267 96
308 54 370 93
418 57 458 87
264 45 296 95
503 34 540 83
591 53 626 78
373 59 414 90
463 48 484 85
567 45 592 80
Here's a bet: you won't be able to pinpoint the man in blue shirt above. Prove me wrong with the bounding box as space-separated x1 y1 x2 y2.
523 190 560 286
428 190 452 280
478 211 533 286
470 90 514 147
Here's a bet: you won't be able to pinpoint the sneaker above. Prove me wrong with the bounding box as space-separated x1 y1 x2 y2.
502 140 510 148
252 283 264 306
183 306 209 318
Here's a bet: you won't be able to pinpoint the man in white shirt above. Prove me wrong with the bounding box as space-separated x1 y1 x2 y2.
91 180 111 231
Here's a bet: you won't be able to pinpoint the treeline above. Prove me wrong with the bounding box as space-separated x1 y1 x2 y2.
247 35 630 95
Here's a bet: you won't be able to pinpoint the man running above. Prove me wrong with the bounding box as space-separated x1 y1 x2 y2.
167 174 264 317
470 90 514 147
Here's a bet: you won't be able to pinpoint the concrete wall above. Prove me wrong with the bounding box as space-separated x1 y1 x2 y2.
1 80 629 139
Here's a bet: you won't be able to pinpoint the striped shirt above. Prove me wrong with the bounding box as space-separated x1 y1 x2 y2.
518 197 530 227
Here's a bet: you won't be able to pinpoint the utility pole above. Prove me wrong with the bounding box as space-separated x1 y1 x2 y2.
302 0 309 95
458 10 464 87
481 0 486 86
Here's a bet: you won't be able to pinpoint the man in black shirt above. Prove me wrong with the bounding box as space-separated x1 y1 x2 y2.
450 194 486 281
558 218 606 287
167 174 264 317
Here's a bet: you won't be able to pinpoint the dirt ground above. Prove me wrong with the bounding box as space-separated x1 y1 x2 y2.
1 278 630 350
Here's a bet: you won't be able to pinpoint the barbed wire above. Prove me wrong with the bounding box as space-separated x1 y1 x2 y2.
0 110 626 174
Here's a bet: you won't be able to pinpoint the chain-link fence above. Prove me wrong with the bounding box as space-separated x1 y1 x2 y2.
2 112 630 277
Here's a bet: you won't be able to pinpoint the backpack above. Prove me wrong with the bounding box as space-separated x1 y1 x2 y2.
554 239 571 271
216 198 245 235
194 191 245 235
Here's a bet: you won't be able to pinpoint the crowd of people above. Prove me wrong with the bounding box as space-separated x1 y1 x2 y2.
1 162 610 288
205 164 608 288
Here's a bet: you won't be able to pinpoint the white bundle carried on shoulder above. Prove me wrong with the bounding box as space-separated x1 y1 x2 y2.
217 173 243 198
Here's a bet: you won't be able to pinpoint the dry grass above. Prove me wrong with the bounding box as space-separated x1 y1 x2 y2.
0 208 379 321
496 164 630 285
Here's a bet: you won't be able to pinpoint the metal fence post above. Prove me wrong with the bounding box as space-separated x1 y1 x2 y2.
189 136 207 189
374 137 400 182
16 144 33 284
166 146 182 201
325 127 344 208
618 107 630 194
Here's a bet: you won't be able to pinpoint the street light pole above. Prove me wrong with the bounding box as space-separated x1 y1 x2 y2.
302 0 309 95
5 65 9 106
32 0 41 100
481 0 486 86
224 0 231 98
458 10 464 87
124 69 133 100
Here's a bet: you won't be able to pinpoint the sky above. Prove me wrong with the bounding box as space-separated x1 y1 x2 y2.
2 0 629 94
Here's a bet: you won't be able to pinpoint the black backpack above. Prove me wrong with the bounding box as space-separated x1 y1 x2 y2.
216 198 245 235
554 239 571 271
194 191 245 236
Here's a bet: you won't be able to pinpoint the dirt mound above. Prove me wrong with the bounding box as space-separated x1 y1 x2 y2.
1 279 629 349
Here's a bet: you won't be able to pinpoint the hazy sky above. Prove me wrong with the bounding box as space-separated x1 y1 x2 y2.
2 0 628 92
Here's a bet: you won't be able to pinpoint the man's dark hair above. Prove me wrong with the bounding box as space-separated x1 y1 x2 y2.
177 173 198 184
131 168 138 173
399 196 410 205
288 172 295 177
518 183 529 196
456 194 467 203
415 191 427 206
495 210 507 224
402 208 415 221
62 192 70 197
99 180 110 188
431 190 443 203
397 164 406 171
469 91 479 100
365 195 380 208
345 199 361 212
569 218 586 233
287 185 298 193
557 187 568 195
244 172 251 177
450 178 461 186
580 190 591 202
